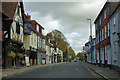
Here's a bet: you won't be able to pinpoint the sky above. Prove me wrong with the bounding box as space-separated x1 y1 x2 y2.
23 0 107 54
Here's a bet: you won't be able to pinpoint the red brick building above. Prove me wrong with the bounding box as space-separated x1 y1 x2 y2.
94 2 111 66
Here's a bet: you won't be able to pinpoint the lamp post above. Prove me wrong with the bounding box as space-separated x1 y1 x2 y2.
87 19 92 63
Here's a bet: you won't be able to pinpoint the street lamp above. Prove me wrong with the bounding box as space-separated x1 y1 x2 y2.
87 19 92 37
87 19 92 63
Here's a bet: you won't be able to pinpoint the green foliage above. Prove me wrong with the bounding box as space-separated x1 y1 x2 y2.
17 53 24 58
7 51 16 59
68 47 76 60
77 52 84 61
51 29 69 59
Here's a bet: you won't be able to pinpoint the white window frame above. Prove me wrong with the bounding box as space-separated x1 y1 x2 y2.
99 18 101 26
100 31 101 42
113 43 117 60
37 25 39 32
104 10 106 19
112 17 116 33
107 22 110 37
105 26 106 39
98 33 99 43
102 29 104 40
31 32 33 45
96 24 97 30
39 37 41 48
38 37 39 48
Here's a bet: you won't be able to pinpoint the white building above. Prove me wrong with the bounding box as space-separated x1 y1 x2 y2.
109 2 120 68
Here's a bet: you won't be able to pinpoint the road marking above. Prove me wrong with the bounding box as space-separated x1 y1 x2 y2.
75 68 79 71
85 66 109 80
49 68 52 70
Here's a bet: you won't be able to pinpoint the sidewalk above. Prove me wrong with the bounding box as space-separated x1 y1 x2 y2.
2 62 64 78
82 61 120 80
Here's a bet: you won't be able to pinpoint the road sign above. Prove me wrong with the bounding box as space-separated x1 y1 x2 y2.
89 41 93 44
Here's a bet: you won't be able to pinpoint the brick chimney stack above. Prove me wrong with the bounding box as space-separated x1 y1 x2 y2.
27 13 31 20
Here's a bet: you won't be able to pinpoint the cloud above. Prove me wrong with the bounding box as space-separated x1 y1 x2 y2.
23 1 106 54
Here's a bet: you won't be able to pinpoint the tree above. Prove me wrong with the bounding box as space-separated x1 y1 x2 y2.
77 52 84 61
50 29 71 60
68 47 76 60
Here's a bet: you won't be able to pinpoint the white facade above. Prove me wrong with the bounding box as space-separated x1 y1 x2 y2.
10 2 23 43
110 5 120 67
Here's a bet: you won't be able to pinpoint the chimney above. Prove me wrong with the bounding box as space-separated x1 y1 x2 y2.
27 13 31 20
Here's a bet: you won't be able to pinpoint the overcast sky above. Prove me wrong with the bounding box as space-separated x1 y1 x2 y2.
23 0 107 54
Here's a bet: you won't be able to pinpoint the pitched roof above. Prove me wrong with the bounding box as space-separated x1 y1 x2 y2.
94 2 120 23
2 2 18 18
108 2 120 18
94 2 108 23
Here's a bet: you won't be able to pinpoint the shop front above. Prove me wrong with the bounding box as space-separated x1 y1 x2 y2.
2 40 24 68
29 47 37 65
37 50 46 65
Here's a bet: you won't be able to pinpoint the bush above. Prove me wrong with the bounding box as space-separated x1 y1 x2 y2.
7 51 16 59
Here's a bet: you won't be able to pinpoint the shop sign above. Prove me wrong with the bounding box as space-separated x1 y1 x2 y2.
12 33 22 41
31 48 37 52
25 56 30 66
24 23 31 34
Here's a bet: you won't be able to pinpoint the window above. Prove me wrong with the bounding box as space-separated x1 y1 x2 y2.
104 10 106 19
16 23 20 34
31 32 33 45
37 25 39 32
108 22 110 37
96 34 98 44
114 17 115 25
34 34 36 46
105 46 107 60
100 31 101 42
105 26 106 39
42 39 45 48
113 43 117 60
112 17 116 33
39 38 41 48
98 33 99 43
102 29 104 40
99 18 101 26
96 24 97 30
38 37 39 47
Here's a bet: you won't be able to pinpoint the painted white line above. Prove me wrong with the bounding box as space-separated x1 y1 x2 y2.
75 68 79 71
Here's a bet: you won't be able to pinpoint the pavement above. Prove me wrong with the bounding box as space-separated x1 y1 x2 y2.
81 61 120 80
2 62 63 78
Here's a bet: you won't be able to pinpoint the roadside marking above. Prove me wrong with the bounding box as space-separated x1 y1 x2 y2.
85 66 109 80
49 68 52 70
75 68 79 71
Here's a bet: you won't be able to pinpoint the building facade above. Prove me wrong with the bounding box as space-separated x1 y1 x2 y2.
94 2 111 66
2 1 25 68
109 2 120 68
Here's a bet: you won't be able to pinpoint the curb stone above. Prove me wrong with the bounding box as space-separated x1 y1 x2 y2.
87 66 110 80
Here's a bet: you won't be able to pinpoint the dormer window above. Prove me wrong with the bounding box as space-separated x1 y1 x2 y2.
37 25 39 32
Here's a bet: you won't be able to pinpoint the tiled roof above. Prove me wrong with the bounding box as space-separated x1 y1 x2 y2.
2 2 18 18
108 2 120 18
94 2 108 23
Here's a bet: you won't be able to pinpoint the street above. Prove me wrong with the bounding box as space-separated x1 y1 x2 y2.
9 62 102 79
